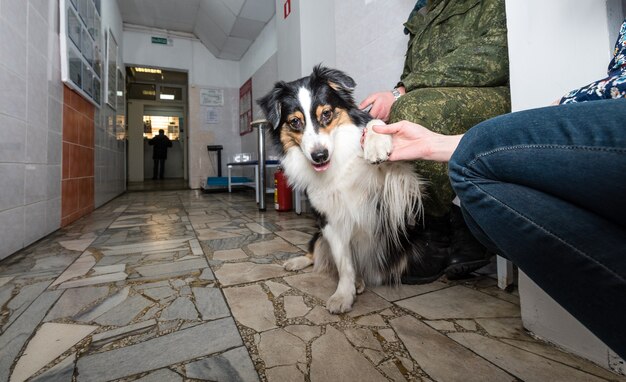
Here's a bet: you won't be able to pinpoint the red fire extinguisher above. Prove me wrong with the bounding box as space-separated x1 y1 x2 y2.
274 167 293 211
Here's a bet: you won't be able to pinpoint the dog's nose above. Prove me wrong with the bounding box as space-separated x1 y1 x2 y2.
311 149 329 164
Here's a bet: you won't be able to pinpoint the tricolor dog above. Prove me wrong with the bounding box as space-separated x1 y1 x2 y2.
258 66 425 313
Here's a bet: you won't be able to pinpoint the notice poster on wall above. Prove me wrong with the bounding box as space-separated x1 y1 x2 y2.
239 78 253 136
60 0 102 107
205 106 221 124
106 30 118 109
200 88 224 106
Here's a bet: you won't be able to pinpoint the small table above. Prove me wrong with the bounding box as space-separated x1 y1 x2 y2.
206 145 224 177
227 160 280 203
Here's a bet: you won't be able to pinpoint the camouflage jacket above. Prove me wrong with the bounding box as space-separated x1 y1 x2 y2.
400 0 509 91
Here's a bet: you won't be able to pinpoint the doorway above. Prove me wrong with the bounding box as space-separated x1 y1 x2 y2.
125 66 188 187
142 107 185 180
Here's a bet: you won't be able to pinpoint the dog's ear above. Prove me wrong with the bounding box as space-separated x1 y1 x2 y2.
311 64 356 102
257 81 286 129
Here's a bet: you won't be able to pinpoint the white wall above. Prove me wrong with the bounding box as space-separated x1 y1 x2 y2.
239 16 278 86
238 12 281 157
300 0 337 74
102 1 124 54
191 40 241 88
275 0 302 81
273 0 415 101
238 15 280 164
96 0 125 206
519 273 620 370
123 30 240 88
334 0 415 104
506 0 622 111
608 0 626 44
189 86 240 188
124 30 194 72
274 0 345 79
0 0 64 259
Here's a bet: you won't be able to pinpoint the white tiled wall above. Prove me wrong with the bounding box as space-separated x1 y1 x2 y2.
0 0 63 260
94 107 126 207
95 0 125 207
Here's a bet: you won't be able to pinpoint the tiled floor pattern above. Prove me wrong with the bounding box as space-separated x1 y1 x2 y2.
0 190 624 382
126 179 188 193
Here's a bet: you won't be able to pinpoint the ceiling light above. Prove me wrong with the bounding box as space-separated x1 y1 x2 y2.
135 67 162 74
142 90 156 96
160 94 175 100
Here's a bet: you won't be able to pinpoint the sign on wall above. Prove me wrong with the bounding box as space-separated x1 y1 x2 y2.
60 0 103 107
205 106 221 124
284 0 291 18
151 36 173 46
116 68 126 140
106 30 118 109
200 88 224 106
239 79 253 136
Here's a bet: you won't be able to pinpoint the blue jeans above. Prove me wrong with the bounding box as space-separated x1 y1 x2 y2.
448 99 626 359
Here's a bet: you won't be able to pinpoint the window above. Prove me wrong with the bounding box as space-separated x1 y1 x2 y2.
128 83 156 100
160 86 183 101
143 116 180 140
61 0 102 107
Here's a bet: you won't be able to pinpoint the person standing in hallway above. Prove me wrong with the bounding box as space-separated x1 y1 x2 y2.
149 129 172 180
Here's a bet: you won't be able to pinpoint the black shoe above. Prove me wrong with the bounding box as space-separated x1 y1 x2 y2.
401 214 451 285
444 205 492 279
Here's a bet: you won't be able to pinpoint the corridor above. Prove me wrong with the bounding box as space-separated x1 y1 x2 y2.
0 190 622 381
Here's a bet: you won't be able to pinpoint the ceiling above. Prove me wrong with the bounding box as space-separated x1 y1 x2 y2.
117 0 276 61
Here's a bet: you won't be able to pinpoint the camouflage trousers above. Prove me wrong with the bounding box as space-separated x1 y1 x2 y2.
389 86 511 217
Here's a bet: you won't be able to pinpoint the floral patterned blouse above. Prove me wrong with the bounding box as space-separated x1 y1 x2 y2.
560 18 626 104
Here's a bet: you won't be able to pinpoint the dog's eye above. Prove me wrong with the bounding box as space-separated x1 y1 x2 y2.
321 109 333 124
289 118 303 131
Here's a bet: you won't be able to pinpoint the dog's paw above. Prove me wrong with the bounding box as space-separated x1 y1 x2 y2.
355 278 366 295
326 291 354 314
283 255 313 271
363 120 392 164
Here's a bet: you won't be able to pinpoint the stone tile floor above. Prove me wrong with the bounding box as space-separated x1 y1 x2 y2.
1 189 624 382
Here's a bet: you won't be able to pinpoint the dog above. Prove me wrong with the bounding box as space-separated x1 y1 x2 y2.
258 65 425 314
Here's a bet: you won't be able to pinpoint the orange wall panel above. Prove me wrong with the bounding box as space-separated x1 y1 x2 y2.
61 85 95 227
62 142 71 180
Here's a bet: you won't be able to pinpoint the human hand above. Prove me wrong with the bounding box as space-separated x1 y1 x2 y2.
371 121 463 162
359 91 396 122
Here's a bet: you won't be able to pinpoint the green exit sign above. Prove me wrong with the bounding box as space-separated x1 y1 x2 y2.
151 37 169 45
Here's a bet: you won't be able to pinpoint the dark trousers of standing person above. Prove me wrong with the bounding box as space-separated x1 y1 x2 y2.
153 159 165 180
448 99 626 359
